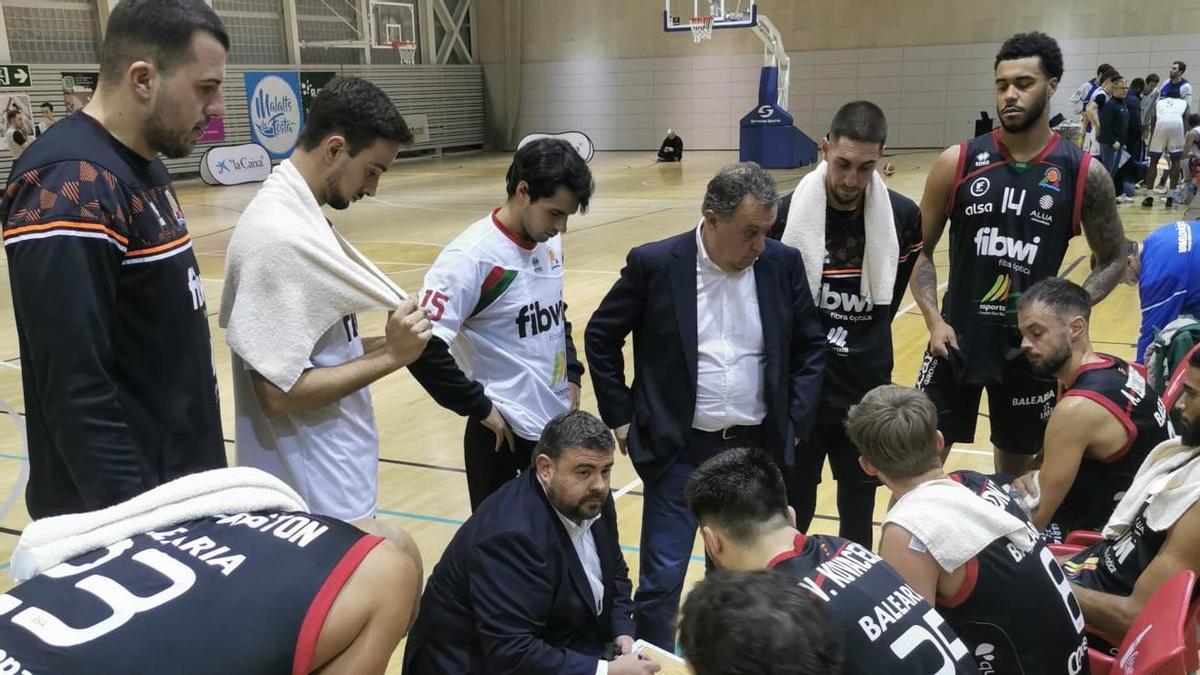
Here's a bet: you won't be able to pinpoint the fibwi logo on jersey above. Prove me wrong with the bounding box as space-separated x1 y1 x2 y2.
1039 167 1061 192
975 227 1040 271
516 300 565 338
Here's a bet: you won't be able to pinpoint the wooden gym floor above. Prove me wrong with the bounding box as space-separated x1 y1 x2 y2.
0 148 1155 669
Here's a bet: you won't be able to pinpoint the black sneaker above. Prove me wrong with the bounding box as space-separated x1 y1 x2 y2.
1142 196 1155 207
1166 196 1175 208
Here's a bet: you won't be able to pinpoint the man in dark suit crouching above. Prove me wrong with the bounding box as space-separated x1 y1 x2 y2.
402 410 659 675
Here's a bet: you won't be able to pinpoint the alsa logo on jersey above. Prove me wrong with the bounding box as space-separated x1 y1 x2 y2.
975 227 1041 265
516 300 565 338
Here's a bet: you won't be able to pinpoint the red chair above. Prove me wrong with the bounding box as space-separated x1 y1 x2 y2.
1049 542 1084 557
1088 570 1196 675
1066 530 1106 547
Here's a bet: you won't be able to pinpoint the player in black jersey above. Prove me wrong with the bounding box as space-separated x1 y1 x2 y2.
0 474 423 674
849 385 1090 674
685 447 975 674
769 101 923 548
1013 278 1170 541
911 31 1128 477
680 570 842 675
1066 350 1200 652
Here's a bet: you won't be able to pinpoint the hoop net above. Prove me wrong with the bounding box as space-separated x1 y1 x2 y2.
689 15 713 43
392 40 417 65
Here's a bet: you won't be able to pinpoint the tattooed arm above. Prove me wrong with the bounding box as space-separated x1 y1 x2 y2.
912 145 962 357
1079 158 1127 304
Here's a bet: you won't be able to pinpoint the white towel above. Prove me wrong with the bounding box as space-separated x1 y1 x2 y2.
218 159 406 392
10 467 307 582
1102 439 1200 540
779 160 899 306
885 479 1037 573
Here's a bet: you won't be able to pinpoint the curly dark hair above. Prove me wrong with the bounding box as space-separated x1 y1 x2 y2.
994 31 1064 81
297 76 412 155
680 570 842 675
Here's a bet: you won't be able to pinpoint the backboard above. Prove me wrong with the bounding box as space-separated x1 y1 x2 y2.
370 1 416 48
663 0 757 33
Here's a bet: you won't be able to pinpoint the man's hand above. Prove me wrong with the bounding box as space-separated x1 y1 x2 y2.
615 635 635 655
481 403 516 453
613 424 630 455
609 653 661 675
385 299 432 367
569 382 581 411
927 318 960 359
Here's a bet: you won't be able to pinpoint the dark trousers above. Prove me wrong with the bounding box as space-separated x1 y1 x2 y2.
463 418 538 511
634 425 763 650
787 416 879 548
656 151 680 162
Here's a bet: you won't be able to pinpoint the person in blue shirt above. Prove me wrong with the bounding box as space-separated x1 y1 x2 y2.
1099 220 1200 360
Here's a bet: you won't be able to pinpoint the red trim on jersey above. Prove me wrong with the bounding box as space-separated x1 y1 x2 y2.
491 207 536 251
994 129 1062 164
945 141 970 218
766 532 809 568
292 535 386 675
1066 354 1117 389
1072 153 1091 237
1062 389 1137 461
938 556 980 609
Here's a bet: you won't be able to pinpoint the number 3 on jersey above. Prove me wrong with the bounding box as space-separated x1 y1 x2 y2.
420 290 449 321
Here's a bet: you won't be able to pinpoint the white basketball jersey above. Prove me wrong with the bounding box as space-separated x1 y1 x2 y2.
419 209 572 441
1158 97 1189 122
233 315 380 521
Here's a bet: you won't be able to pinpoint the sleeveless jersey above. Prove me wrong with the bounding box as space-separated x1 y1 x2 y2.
1063 500 1170 654
1048 356 1170 540
768 533 976 674
945 471 1091 674
943 130 1089 383
0 511 379 674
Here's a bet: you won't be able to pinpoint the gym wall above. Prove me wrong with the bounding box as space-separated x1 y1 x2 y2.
476 0 1200 150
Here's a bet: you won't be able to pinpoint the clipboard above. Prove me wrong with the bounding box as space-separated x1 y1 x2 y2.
632 639 690 674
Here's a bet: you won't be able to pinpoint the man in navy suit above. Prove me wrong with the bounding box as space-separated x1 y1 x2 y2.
402 410 660 675
585 162 826 650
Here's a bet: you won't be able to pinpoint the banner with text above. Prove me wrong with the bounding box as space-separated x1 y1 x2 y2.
244 71 302 160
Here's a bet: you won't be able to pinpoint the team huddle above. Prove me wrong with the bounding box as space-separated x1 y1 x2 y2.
0 0 1197 671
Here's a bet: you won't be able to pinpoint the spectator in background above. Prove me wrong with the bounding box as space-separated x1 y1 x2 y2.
4 110 30 158
1071 63 1114 123
1114 78 1146 198
1084 69 1119 156
33 102 54 138
1097 76 1130 198
657 128 683 162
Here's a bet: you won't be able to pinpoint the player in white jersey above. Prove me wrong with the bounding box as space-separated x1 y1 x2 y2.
228 78 431 522
409 138 594 510
1144 93 1190 206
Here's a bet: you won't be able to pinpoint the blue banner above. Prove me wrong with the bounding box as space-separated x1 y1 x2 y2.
244 71 303 160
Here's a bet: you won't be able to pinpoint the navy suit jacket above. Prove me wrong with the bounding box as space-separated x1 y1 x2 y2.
402 471 636 675
585 230 825 481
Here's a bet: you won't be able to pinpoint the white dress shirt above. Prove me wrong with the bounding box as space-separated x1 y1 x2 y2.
541 478 612 675
692 224 767 431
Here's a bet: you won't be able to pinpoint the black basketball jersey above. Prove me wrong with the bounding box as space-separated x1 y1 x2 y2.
945 471 1090 674
943 130 1090 383
1048 356 1170 540
768 533 976 674
0 511 379 674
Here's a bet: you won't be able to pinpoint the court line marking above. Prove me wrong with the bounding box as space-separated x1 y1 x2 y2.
0 362 18 371
613 478 642 499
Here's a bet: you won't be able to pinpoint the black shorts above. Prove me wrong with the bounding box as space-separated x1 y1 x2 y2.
915 346 1056 455
795 412 878 485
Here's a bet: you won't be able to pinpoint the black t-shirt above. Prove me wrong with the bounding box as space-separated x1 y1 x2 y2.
943 130 1088 384
0 511 379 674
1047 356 1170 541
0 111 226 518
769 532 976 674
946 471 1091 674
772 188 923 412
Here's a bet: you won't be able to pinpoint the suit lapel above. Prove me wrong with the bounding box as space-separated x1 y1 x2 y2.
535 474 600 618
754 250 781 390
669 232 699 383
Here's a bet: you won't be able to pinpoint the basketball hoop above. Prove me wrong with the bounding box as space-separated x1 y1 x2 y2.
392 40 417 65
689 15 713 42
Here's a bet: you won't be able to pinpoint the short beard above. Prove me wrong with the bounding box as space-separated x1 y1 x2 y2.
1181 415 1200 447
1029 344 1071 378
999 93 1048 134
145 114 196 159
